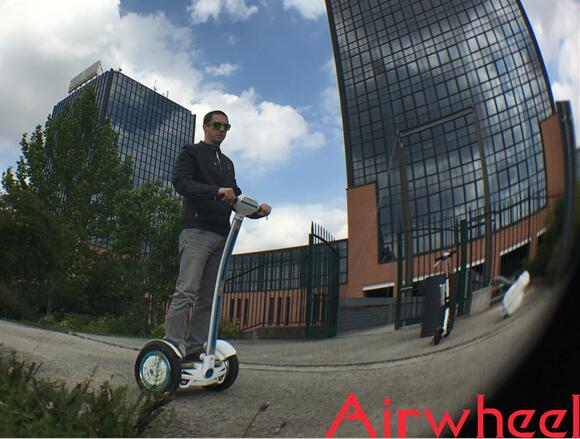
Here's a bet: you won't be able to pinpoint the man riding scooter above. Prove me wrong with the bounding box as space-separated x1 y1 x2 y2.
165 110 271 362
135 110 271 394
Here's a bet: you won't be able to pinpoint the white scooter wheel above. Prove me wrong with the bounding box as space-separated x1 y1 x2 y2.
204 354 239 392
135 341 181 394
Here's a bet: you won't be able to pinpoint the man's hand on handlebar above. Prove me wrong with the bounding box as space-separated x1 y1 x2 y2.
217 187 236 204
255 203 272 218
217 190 271 217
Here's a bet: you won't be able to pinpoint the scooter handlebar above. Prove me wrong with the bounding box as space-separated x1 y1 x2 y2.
232 194 260 216
217 192 260 216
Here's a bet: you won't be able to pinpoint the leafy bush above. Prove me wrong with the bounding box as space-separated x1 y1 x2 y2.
36 314 60 329
522 186 580 284
86 315 125 334
523 199 563 282
0 351 170 437
35 312 154 338
0 282 37 321
58 313 92 331
86 312 151 336
150 323 165 338
33 310 243 340
218 319 240 339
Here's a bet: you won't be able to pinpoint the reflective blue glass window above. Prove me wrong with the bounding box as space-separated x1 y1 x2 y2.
328 0 553 258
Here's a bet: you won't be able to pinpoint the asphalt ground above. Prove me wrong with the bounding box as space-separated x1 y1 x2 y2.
0 284 564 437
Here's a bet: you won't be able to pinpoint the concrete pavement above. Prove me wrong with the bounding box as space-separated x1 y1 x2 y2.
74 283 554 370
0 284 562 437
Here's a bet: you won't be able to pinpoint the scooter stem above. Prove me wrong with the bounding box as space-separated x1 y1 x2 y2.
206 213 244 356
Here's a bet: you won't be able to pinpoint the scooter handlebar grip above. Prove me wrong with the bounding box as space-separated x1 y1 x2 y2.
217 192 238 202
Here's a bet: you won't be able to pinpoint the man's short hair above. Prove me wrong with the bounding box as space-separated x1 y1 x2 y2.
203 110 228 126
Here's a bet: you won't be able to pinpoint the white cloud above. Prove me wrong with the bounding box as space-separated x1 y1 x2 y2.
0 0 337 252
226 34 238 45
187 0 258 24
282 0 326 20
227 0 259 20
318 58 343 142
234 200 348 253
205 63 240 76
0 136 20 186
524 0 580 142
0 0 323 179
190 89 325 173
0 0 122 157
295 58 343 158
187 0 221 23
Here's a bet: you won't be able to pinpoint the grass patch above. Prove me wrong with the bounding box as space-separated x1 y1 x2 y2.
32 313 242 340
0 350 171 437
33 312 155 338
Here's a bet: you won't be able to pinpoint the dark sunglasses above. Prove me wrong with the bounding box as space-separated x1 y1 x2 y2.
208 121 231 131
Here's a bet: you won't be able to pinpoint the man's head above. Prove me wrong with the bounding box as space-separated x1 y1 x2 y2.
203 110 230 146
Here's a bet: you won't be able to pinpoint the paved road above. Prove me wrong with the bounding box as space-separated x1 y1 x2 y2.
0 286 558 437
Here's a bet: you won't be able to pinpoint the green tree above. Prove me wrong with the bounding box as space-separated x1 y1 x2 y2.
110 181 181 308
81 250 129 316
0 190 75 319
2 86 133 240
1 86 134 316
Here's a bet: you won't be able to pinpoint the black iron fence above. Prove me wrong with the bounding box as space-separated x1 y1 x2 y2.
394 192 557 328
134 191 559 335
221 245 308 331
124 224 343 335
305 223 340 338
220 223 341 338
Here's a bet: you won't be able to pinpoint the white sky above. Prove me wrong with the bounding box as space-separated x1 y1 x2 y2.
0 0 577 253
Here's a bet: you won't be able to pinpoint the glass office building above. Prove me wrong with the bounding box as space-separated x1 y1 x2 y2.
326 0 554 260
53 69 195 188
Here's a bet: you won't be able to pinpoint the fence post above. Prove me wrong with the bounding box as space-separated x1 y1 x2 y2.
458 219 468 315
395 228 403 330
305 223 314 338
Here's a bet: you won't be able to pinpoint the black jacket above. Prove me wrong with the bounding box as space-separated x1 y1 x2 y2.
172 141 242 236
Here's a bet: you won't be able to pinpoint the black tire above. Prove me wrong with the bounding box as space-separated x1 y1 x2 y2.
432 327 443 345
135 340 181 395
204 355 239 392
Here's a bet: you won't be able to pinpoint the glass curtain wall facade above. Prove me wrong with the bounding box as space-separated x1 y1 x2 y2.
326 0 554 260
53 69 195 188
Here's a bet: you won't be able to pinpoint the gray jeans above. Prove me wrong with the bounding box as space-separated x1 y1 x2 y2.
164 228 225 357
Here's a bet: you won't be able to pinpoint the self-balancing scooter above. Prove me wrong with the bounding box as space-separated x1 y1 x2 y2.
432 250 456 345
134 195 261 394
498 270 530 318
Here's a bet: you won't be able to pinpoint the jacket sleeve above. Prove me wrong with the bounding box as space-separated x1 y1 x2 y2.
229 160 263 219
172 145 220 200
232 161 242 197
232 164 262 219
232 171 260 219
